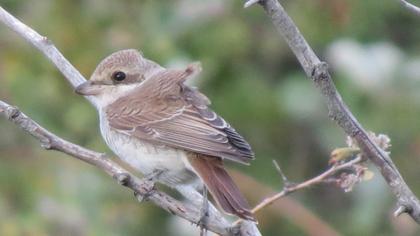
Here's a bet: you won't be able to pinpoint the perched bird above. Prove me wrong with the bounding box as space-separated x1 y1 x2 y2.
75 49 255 220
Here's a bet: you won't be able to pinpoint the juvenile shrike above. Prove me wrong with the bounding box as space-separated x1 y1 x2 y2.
75 49 255 220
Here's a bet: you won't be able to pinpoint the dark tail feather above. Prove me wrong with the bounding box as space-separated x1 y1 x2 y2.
187 154 255 221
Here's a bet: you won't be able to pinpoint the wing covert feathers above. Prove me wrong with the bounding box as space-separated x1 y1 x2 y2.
106 63 254 163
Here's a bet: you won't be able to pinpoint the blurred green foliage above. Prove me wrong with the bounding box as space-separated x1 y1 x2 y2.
1 0 420 235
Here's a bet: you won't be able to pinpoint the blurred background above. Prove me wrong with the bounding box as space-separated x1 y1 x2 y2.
1 0 420 235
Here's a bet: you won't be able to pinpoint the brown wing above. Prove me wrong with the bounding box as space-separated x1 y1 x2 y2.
106 63 254 164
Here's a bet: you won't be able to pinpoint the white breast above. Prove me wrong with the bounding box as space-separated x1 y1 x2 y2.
98 111 195 185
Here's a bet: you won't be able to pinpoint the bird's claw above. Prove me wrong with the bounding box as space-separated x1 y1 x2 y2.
135 180 156 202
134 170 164 202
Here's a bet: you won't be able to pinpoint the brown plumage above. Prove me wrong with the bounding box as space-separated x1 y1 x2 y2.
75 49 255 221
187 153 254 220
106 63 254 164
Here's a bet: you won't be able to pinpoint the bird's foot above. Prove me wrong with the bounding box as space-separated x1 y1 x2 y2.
135 170 164 202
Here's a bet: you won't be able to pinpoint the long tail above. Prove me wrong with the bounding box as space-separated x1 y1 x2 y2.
187 154 255 221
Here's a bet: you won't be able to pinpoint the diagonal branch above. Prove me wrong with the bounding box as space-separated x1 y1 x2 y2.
245 0 420 224
251 157 363 215
0 5 262 236
0 6 96 107
399 0 420 16
0 100 233 235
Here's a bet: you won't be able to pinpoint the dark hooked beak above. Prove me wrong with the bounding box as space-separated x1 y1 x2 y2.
75 81 103 96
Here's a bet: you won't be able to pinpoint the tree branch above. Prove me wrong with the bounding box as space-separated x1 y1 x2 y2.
0 6 97 107
0 5 262 236
399 0 420 16
251 157 363 215
0 100 234 235
245 0 420 224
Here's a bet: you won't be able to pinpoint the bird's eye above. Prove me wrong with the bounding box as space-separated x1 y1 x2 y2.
111 71 126 82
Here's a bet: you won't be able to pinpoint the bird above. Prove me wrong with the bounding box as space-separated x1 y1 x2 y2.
75 49 255 221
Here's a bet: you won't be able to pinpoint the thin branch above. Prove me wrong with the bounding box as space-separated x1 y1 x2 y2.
251 157 362 215
248 0 420 223
0 5 262 236
0 6 97 107
244 0 260 8
0 100 234 235
272 160 290 185
399 0 420 16
272 160 282 175
231 171 342 236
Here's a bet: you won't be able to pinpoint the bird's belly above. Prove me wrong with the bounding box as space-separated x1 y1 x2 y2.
99 116 195 185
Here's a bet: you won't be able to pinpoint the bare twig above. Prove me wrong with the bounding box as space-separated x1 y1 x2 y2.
252 157 363 215
237 156 359 231
272 160 293 188
0 6 96 107
232 171 342 236
248 0 420 223
244 0 260 8
0 5 262 236
399 0 420 16
0 100 233 235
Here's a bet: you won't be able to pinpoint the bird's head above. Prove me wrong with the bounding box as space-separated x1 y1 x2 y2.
75 49 162 106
